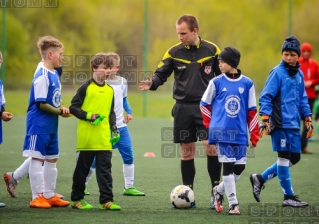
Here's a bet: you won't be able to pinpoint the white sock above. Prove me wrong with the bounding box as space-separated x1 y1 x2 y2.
123 164 134 189
217 181 225 195
216 174 241 195
234 174 241 182
85 168 95 187
223 174 238 207
13 157 32 181
42 161 57 199
41 164 44 193
29 159 44 200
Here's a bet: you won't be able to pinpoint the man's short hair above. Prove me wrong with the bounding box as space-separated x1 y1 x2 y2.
176 14 199 31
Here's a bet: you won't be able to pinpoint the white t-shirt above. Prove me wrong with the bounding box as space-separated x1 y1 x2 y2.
106 76 128 128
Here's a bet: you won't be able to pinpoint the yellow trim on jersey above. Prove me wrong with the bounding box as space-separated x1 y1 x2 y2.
197 56 214 63
157 48 191 67
184 41 201 49
157 50 172 68
202 40 221 55
157 61 164 68
161 51 172 61
172 57 191 64
161 42 181 60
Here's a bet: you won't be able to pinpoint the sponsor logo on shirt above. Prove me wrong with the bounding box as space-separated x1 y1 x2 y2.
177 66 186 70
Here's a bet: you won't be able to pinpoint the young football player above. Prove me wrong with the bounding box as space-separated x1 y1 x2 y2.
250 36 312 208
22 36 70 208
84 52 145 196
200 46 259 215
70 53 121 210
4 63 64 199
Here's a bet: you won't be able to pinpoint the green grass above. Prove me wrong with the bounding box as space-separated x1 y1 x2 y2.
0 117 319 223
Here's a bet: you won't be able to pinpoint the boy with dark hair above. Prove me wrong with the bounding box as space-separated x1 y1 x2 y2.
250 36 312 207
201 47 259 215
70 53 121 210
84 52 144 196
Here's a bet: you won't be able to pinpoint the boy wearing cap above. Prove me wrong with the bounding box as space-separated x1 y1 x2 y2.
250 36 313 207
200 46 259 215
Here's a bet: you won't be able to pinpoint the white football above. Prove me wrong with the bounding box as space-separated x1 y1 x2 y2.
170 185 195 209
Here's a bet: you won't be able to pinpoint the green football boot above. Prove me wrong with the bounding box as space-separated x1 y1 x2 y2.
71 199 93 210
100 201 121 210
123 187 145 196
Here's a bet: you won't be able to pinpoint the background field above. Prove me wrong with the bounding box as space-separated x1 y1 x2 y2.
1 0 319 91
0 91 319 224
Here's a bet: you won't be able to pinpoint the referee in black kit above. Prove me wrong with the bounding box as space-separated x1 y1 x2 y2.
139 14 222 209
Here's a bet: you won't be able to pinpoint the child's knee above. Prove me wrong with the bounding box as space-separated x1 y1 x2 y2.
289 153 300 166
234 164 245 175
123 157 134 165
120 147 134 164
223 162 235 176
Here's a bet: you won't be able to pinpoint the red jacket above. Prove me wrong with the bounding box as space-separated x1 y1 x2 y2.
298 43 319 99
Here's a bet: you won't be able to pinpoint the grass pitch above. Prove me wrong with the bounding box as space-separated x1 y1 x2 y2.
0 90 319 223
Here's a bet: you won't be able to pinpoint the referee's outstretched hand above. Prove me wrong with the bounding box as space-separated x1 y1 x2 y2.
139 76 152 91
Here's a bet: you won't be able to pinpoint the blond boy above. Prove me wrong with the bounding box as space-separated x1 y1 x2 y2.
22 36 70 208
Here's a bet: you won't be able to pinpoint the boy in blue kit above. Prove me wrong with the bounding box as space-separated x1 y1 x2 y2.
4 63 64 199
0 51 13 207
85 52 145 196
250 36 312 207
200 47 259 215
23 36 71 208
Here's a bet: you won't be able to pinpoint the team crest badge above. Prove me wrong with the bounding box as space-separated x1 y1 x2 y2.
225 95 241 118
238 87 244 94
204 66 211 75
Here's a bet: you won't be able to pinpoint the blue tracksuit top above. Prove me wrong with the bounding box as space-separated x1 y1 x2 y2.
259 60 312 129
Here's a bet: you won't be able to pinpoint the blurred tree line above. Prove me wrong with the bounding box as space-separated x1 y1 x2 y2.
0 0 319 92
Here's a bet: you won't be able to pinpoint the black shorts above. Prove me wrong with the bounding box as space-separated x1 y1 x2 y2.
171 102 208 143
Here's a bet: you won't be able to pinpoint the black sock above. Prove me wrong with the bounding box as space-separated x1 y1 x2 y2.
257 174 265 185
284 195 294 200
181 159 195 190
207 155 222 191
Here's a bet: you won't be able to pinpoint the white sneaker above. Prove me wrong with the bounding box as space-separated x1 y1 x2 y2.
229 204 240 215
212 186 224 213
